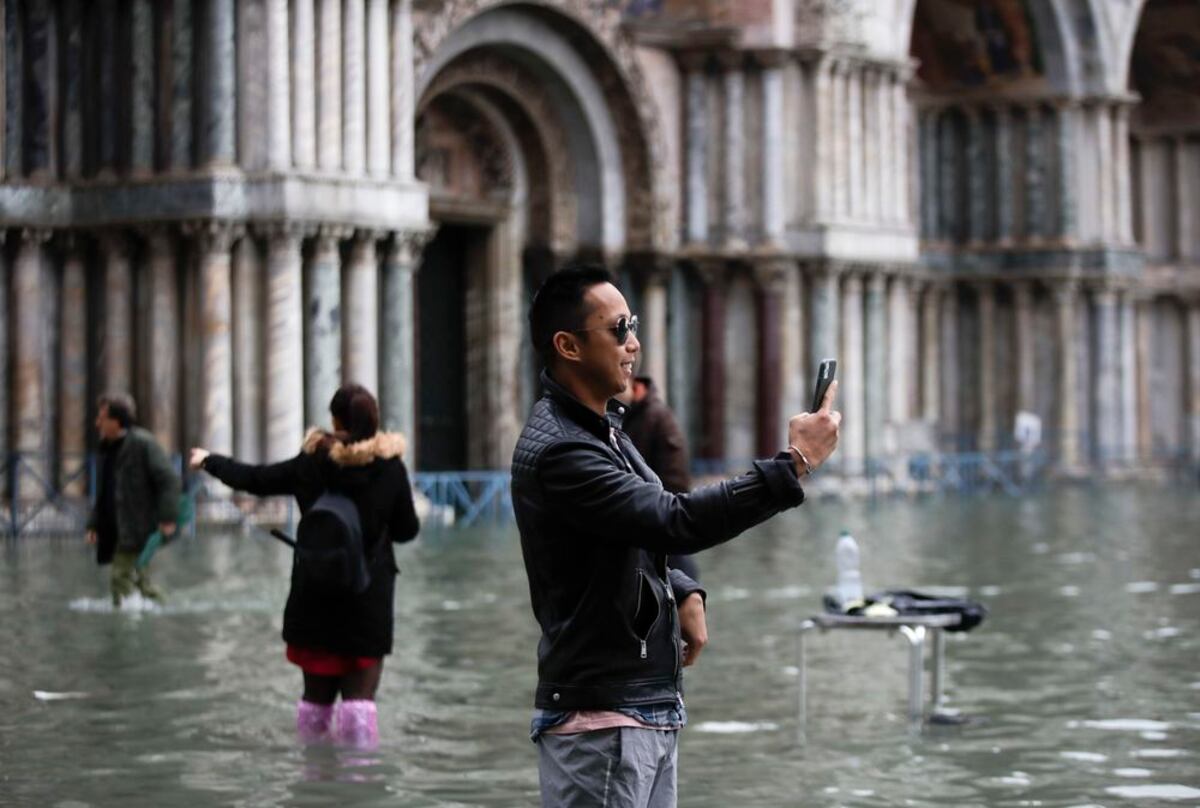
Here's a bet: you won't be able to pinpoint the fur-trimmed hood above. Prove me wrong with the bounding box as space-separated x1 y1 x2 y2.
302 428 407 466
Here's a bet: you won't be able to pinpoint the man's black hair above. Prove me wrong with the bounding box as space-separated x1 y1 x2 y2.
528 264 615 364
97 392 137 428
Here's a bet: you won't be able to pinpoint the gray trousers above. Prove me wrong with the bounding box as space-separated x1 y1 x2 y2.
538 728 679 808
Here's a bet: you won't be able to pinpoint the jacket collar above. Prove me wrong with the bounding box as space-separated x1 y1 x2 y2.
540 369 627 440
302 428 407 466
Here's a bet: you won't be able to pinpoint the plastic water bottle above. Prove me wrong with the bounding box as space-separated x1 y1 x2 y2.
835 530 864 607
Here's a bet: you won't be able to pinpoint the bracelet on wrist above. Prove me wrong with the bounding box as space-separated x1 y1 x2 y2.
787 444 814 476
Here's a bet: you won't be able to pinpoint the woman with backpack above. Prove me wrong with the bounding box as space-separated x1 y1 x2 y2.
189 384 419 747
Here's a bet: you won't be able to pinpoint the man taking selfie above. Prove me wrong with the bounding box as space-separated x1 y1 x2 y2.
511 265 841 808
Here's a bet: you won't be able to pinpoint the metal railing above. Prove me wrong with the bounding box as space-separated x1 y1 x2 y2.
2 446 1196 537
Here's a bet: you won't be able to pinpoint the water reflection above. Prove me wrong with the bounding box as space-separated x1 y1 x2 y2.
1 484 1197 806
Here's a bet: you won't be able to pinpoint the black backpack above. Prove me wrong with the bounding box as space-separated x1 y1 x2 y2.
293 491 370 594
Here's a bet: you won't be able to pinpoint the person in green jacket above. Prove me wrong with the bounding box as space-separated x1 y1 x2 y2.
84 393 182 606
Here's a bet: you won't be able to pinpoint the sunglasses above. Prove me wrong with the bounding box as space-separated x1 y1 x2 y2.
572 314 639 346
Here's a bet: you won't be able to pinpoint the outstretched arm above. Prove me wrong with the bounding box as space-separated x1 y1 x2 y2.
190 447 304 497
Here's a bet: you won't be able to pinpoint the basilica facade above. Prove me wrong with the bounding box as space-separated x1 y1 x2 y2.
1 0 1197 492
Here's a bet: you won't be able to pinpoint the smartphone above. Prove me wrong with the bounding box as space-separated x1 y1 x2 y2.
811 358 837 412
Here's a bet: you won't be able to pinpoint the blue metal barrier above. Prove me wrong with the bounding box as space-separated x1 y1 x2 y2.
412 472 514 528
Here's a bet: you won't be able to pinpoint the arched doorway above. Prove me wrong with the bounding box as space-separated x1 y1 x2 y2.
411 2 661 470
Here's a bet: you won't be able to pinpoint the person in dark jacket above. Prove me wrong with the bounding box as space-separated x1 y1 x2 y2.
189 384 419 748
622 375 699 581
513 266 840 808
85 393 182 606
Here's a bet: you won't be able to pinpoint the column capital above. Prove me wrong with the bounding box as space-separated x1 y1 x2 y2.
387 228 433 266
865 271 887 296
713 49 745 71
803 258 844 280
184 220 243 253
1052 278 1081 305
255 220 315 246
137 225 175 256
748 48 789 70
677 50 710 73
751 257 793 292
96 229 131 257
625 250 673 286
1089 281 1119 306
314 223 355 246
19 228 54 247
51 230 88 257
691 256 727 287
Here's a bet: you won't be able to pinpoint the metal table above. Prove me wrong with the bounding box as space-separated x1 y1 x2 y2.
797 613 962 726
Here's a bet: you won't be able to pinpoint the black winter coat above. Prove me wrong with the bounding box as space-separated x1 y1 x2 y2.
202 429 420 657
512 371 805 711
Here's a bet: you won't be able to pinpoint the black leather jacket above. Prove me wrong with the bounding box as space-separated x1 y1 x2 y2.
512 371 806 711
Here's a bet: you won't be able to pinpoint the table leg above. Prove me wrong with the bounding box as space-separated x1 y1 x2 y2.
931 627 946 711
899 625 926 722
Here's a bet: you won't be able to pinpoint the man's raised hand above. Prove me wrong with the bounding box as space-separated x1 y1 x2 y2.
787 380 841 475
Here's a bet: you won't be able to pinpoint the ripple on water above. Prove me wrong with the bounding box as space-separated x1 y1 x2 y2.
1113 768 1153 778
1132 749 1188 759
1125 581 1160 594
1105 784 1200 800
693 720 779 734
1060 751 1108 763
1076 719 1171 732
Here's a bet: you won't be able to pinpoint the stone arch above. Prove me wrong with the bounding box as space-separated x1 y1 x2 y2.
907 0 1075 95
414 0 666 253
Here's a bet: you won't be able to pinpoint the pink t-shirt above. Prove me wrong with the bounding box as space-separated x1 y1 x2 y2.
544 710 657 735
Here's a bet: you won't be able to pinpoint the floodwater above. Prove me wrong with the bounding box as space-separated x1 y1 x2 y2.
1 484 1198 807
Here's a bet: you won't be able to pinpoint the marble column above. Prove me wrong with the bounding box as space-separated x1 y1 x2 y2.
22 3 55 177
887 275 911 428
5 3 27 176
341 0 366 175
892 72 910 224
841 274 865 473
342 231 379 391
1188 302 1200 462
809 264 840 380
976 282 997 451
1096 104 1115 242
145 230 179 453
381 234 419 447
390 0 415 179
60 3 83 178
864 273 886 462
13 230 51 494
862 70 878 223
760 51 786 245
994 105 1015 243
59 239 88 496
192 222 238 456
938 109 959 241
813 57 834 220
940 285 960 444
1 0 10 179
782 260 805 420
317 0 343 171
267 0 292 169
202 0 237 166
920 284 940 422
641 261 670 400
966 108 987 244
1024 104 1045 242
683 53 708 245
265 226 306 461
875 70 891 225
305 227 345 423
1012 281 1036 415
100 233 133 394
754 261 788 457
366 0 389 177
0 232 8 471
129 0 155 174
1054 102 1077 241
292 0 316 168
919 109 938 239
720 53 745 247
1093 285 1120 464
847 65 863 219
1176 138 1194 262
231 236 263 462
1119 291 1138 464
831 61 847 219
1114 104 1133 245
1054 281 1081 471
170 0 194 170
697 261 726 460
1135 300 1153 462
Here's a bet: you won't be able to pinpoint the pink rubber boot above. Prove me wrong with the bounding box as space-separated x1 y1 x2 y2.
334 699 379 748
296 700 334 744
